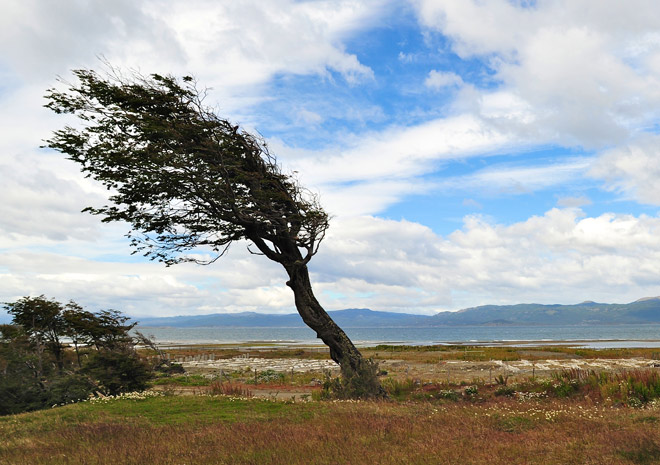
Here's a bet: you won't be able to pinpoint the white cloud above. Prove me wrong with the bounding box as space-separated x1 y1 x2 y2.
309 209 660 312
413 0 660 146
0 246 291 318
279 114 517 215
3 207 660 317
590 134 660 205
462 198 482 209
0 152 106 242
3 0 660 321
425 70 463 89
0 0 386 122
438 158 590 196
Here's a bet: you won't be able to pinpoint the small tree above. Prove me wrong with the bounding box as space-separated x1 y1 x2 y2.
61 301 96 367
0 324 47 415
1 296 154 412
5 296 66 373
45 68 382 396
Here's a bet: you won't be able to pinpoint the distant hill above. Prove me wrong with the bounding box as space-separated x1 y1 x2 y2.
136 308 426 328
429 297 660 326
135 298 660 328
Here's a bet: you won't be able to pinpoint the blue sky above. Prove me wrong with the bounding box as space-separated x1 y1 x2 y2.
2 0 660 320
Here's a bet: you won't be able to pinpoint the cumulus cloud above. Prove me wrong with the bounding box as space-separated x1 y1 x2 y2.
0 153 106 242
1 0 381 85
590 135 660 205
413 0 660 146
425 70 464 89
0 245 291 318
3 207 660 317
3 0 660 320
310 209 660 312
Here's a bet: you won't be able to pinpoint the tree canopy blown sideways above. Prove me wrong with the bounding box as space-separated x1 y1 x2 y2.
45 68 382 397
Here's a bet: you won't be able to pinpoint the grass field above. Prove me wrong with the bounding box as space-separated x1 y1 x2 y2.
1 393 660 464
3 346 660 464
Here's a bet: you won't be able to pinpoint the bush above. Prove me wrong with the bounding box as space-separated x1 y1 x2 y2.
45 374 96 407
0 375 48 415
548 369 660 406
495 386 516 397
1 298 156 415
321 358 385 400
83 349 152 396
464 385 479 397
382 378 416 399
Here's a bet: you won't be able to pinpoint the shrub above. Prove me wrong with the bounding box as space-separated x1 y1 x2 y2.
548 369 660 406
83 349 152 396
45 374 96 406
495 386 516 397
437 389 459 401
382 378 416 399
321 358 385 400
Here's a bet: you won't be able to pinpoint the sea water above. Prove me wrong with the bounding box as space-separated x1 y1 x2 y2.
135 324 660 348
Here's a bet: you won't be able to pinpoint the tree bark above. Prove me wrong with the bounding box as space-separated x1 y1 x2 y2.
284 262 363 372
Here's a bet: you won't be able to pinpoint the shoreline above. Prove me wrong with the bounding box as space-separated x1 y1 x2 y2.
151 338 660 351
137 322 660 349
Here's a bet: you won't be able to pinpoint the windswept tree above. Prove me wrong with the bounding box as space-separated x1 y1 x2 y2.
6 295 66 373
45 68 381 396
1 296 152 412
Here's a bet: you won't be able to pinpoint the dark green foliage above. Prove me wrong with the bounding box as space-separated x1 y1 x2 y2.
45 374 97 407
5 295 67 372
44 68 329 267
83 349 151 396
1 296 153 414
494 386 516 397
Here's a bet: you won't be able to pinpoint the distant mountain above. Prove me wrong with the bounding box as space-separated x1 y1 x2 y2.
135 298 660 328
136 308 427 328
429 297 660 326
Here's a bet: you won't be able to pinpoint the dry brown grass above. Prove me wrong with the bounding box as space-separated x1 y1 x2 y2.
1 395 660 465
363 345 660 363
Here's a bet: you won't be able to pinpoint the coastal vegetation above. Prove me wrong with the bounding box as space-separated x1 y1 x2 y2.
3 336 660 463
2 388 660 464
0 296 166 415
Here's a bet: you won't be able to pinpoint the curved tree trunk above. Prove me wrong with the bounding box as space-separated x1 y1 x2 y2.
284 262 364 372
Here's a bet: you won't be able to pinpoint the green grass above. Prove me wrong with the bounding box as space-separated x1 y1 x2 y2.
3 394 660 464
76 395 298 425
151 374 212 386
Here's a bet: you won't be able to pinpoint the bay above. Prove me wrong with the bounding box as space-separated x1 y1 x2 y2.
136 324 660 348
